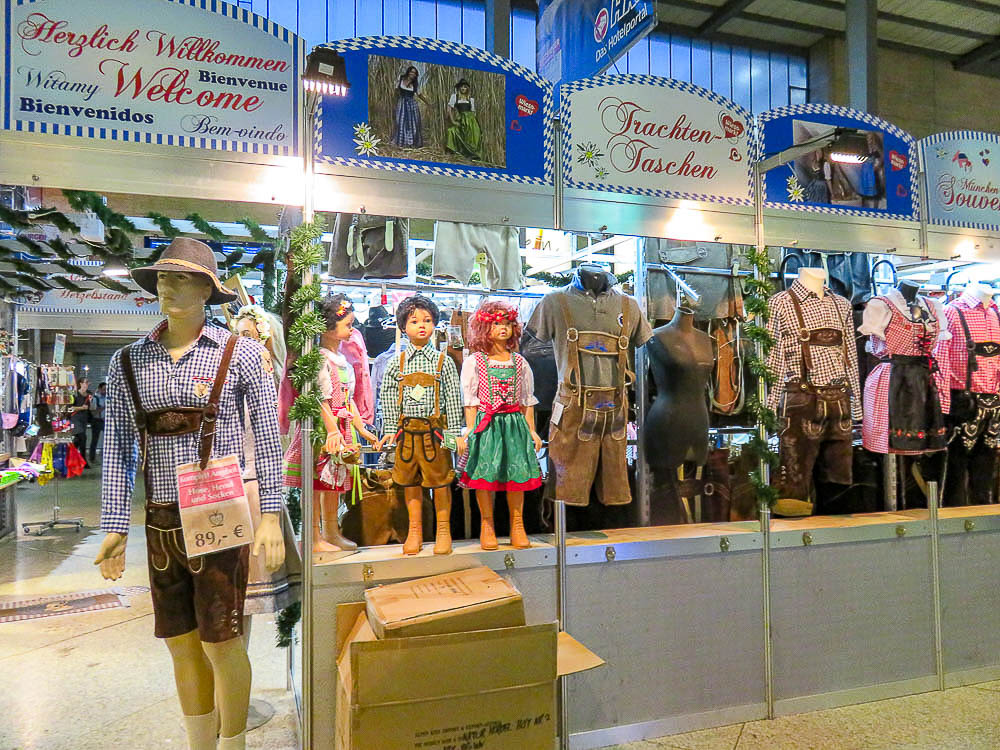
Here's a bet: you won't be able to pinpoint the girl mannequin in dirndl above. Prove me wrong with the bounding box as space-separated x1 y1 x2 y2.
460 301 543 550
284 294 378 553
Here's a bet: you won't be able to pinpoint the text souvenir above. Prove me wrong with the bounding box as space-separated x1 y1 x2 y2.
313 37 553 185
759 104 918 221
920 131 1000 232
537 0 656 85
4 0 302 155
561 75 754 204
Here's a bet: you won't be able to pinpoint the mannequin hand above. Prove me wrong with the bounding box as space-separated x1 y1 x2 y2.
455 436 467 455
530 431 543 452
360 428 378 445
94 533 127 581
252 513 285 572
376 434 394 451
323 431 343 456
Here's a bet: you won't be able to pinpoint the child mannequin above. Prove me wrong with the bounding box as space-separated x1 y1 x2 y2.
284 294 377 553
459 301 542 549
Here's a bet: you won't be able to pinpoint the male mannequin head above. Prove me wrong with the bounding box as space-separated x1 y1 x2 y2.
156 270 212 317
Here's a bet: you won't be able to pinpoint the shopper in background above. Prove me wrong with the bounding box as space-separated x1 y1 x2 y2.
89 382 107 464
70 377 92 469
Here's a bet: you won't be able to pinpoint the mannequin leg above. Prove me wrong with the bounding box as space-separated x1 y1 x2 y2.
507 491 530 549
165 630 217 750
201 636 252 740
402 486 424 555
319 490 357 550
476 490 498 550
433 487 453 555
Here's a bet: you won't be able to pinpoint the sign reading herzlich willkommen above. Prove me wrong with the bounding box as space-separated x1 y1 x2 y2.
3 0 301 155
562 76 753 204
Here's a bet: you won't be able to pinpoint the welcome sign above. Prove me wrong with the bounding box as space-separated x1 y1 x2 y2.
3 0 301 155
920 131 1000 232
561 75 753 204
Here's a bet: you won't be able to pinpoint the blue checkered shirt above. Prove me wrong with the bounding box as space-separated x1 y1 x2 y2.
379 343 464 439
100 321 283 535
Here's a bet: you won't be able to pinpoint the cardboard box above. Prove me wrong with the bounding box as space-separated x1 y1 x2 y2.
335 602 604 750
364 566 525 639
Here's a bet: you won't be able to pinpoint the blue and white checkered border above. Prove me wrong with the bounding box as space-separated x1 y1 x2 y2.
314 36 554 185
6 0 303 157
559 74 757 205
758 103 919 221
919 130 1000 232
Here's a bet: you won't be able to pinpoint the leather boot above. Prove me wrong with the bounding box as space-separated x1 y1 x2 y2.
476 491 498 550
433 490 453 555
319 491 357 551
507 492 530 549
402 492 424 555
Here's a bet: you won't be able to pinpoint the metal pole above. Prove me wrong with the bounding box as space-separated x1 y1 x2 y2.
553 118 564 231
928 480 945 691
917 147 931 260
753 163 775 719
300 89 318 750
634 238 651 528
884 453 899 511
554 498 569 750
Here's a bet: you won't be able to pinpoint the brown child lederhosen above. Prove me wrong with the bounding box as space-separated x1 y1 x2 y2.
773 292 854 502
391 348 455 489
122 335 250 643
548 295 635 506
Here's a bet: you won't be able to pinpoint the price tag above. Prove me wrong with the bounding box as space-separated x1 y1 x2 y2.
409 384 427 402
176 455 254 558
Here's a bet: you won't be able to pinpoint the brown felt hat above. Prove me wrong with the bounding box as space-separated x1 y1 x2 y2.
131 237 237 306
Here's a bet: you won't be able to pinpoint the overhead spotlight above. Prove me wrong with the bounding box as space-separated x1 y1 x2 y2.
102 256 129 277
303 47 350 96
828 132 870 164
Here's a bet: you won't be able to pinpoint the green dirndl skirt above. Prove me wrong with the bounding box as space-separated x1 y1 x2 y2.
460 411 542 491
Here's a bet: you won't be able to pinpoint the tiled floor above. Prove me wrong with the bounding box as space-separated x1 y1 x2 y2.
5 469 1000 749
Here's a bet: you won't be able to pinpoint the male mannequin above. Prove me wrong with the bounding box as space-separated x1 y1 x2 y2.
767 268 861 514
94 238 285 750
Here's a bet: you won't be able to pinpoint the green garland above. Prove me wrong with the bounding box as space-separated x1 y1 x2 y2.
740 246 781 508
275 601 301 648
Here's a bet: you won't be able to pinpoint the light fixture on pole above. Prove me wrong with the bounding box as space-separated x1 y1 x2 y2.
303 47 350 96
101 256 129 277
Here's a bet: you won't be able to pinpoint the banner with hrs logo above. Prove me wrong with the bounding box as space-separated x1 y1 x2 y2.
919 131 1000 232
3 0 302 155
561 75 754 204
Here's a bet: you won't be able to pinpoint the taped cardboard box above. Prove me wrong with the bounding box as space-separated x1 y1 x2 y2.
364 566 525 639
335 602 604 750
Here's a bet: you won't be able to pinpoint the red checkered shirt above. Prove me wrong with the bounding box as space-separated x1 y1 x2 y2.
935 292 1000 413
766 280 862 420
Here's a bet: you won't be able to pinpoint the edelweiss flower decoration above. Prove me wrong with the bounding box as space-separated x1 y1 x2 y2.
353 122 380 157
577 141 604 166
786 174 805 203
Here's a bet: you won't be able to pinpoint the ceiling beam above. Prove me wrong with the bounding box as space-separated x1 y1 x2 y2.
794 0 994 41
697 0 758 34
930 0 1000 14
953 35 1000 70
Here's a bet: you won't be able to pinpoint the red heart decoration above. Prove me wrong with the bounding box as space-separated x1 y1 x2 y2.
516 95 539 117
896 183 908 197
729 147 743 163
889 150 908 171
720 113 744 139
510 119 522 132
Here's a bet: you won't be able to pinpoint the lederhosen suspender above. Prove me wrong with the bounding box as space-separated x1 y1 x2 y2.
395 348 447 440
121 334 238 471
787 290 851 385
953 305 1000 392
557 293 634 404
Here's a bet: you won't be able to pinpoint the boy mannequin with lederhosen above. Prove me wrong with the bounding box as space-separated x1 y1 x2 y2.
94 238 285 750
378 296 465 555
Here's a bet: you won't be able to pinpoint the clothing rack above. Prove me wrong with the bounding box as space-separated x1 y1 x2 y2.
21 435 82 536
322 276 546 299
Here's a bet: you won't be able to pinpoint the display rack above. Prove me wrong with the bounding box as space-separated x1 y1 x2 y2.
21 435 81 536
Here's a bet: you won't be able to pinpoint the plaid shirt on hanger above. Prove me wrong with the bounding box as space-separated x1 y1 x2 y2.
100 321 283 535
379 342 464 439
935 292 1000 413
766 280 862 420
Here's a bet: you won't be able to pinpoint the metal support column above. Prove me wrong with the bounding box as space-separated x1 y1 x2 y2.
845 0 878 112
485 0 511 58
884 453 899 511
928 480 945 691
635 239 651 528
753 164 775 719
553 118 564 230
555 499 570 750
300 89 318 750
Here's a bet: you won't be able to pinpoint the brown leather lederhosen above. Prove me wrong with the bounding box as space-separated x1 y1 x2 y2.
122 334 249 643
548 294 635 506
391 348 455 489
774 292 853 503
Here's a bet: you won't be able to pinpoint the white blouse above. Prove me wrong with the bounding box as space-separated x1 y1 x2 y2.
316 347 356 402
460 353 538 407
858 289 951 342
448 93 476 111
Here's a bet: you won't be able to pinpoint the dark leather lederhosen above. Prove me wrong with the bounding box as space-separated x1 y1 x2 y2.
548 294 635 506
122 335 249 643
945 307 1000 506
774 292 854 501
391 348 455 489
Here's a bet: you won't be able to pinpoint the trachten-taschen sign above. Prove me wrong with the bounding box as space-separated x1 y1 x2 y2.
561 76 754 204
919 131 1000 232
3 0 301 155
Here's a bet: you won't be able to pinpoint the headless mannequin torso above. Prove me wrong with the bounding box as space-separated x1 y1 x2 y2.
965 281 994 306
644 307 715 473
798 267 827 297
575 263 611 295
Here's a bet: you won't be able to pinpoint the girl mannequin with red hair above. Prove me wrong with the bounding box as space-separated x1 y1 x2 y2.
460 301 543 549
